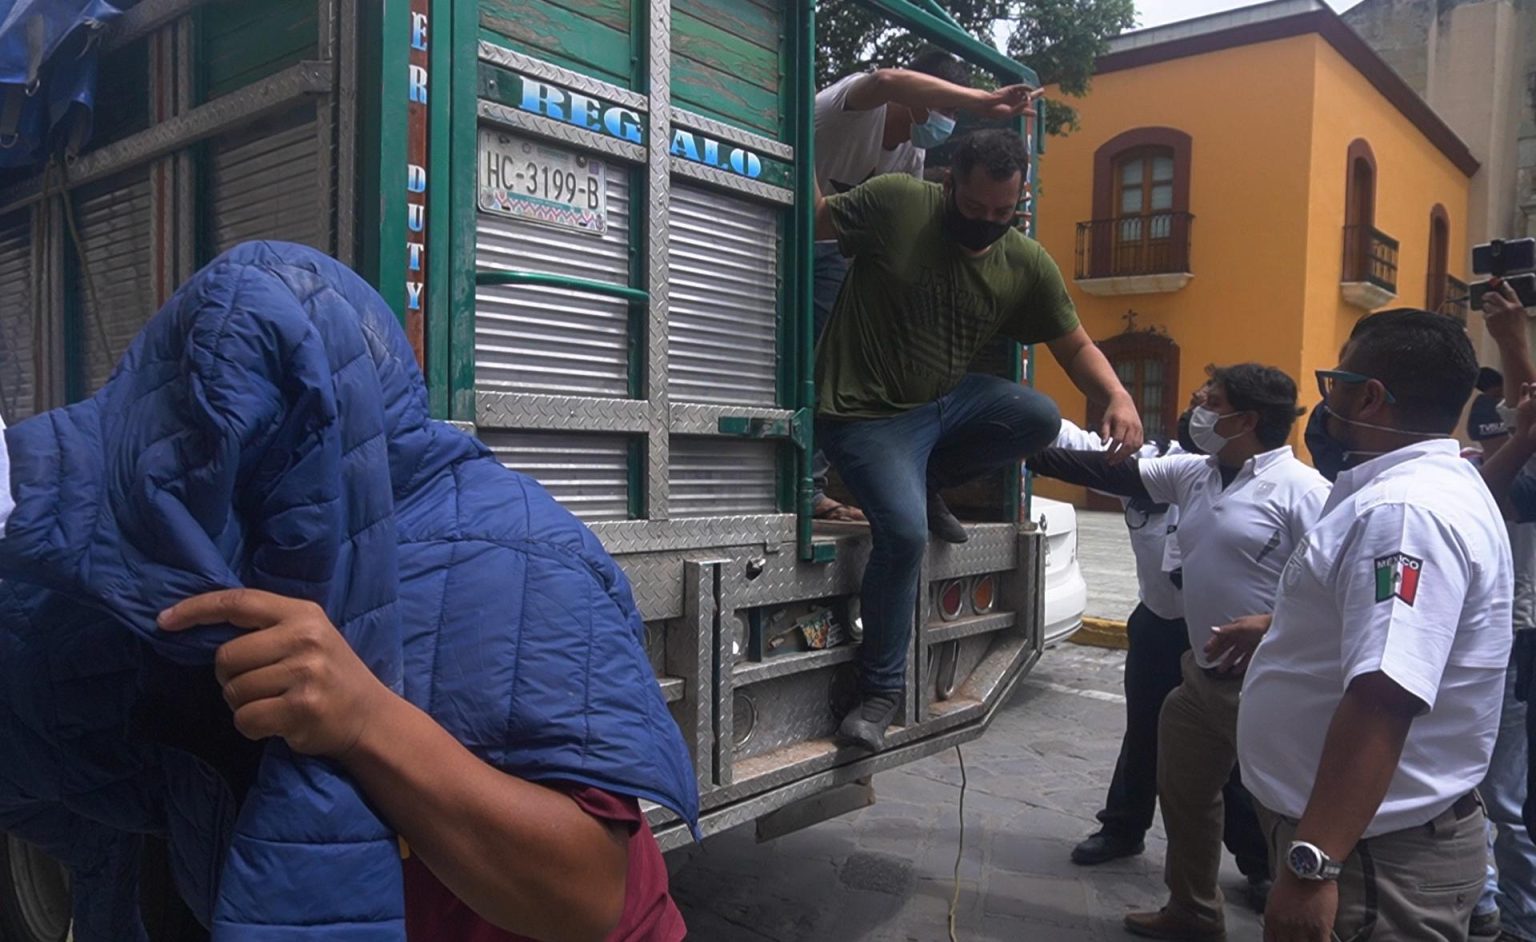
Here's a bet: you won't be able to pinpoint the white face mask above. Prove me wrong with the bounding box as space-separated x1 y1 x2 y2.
1322 404 1441 467
1188 405 1237 456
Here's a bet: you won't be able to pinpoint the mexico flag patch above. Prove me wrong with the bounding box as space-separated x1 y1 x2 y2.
1374 553 1423 606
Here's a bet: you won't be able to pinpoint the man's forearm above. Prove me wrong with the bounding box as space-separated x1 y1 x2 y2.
1028 449 1149 499
1498 332 1536 405
1292 674 1416 862
852 69 988 112
1481 431 1536 514
341 693 627 942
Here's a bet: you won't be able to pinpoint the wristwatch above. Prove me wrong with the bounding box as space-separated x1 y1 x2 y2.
1286 841 1343 881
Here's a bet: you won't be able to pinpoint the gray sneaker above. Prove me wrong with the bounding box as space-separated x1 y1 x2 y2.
927 492 968 544
837 693 902 752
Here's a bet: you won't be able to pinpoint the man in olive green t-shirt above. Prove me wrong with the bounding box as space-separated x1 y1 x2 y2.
813 129 1142 751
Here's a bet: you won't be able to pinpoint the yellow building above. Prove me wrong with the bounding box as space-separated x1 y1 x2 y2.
1032 0 1478 508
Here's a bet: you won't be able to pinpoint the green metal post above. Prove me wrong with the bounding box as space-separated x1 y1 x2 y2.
474 270 651 304
447 0 481 422
793 0 823 563
855 0 1036 86
913 0 966 33
358 0 411 320
426 0 456 419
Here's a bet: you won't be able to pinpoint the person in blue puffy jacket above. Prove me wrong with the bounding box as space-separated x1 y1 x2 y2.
0 242 696 942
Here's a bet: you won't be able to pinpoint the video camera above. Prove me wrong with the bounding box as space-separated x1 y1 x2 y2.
1470 237 1536 309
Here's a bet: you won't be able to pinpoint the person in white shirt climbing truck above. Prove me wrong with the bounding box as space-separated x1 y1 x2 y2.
1231 309 1512 942
1026 364 1328 941
809 48 1040 523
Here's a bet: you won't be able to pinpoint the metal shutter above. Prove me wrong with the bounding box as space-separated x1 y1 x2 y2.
76 171 154 393
0 213 34 419
669 437 777 518
207 105 324 253
481 430 631 523
667 185 779 406
475 146 633 399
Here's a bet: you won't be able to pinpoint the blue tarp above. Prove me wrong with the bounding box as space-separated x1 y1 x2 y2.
0 0 121 168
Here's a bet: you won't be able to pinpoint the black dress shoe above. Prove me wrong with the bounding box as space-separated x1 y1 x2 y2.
837 692 902 752
1070 830 1145 865
927 492 969 544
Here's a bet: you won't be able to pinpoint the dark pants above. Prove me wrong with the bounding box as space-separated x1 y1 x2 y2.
818 373 1061 693
1096 603 1270 880
1519 630 1536 838
811 244 848 503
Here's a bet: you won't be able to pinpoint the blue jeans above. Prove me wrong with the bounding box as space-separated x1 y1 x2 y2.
818 373 1061 693
1478 661 1536 939
811 244 848 503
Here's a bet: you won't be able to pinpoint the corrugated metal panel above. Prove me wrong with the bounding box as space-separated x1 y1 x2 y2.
208 106 324 253
480 430 631 523
0 213 34 419
76 171 154 393
668 185 779 407
475 145 633 399
670 437 777 518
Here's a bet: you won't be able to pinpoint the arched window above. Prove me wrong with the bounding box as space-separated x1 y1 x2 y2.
1087 128 1193 279
1085 328 1180 510
1113 147 1176 272
1426 204 1451 314
1343 139 1379 283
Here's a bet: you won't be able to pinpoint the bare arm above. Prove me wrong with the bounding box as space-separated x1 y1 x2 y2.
813 174 836 241
346 695 628 942
1264 672 1419 942
841 69 1036 118
159 590 628 942
1486 280 1536 402
1481 383 1536 520
1294 671 1418 856
1259 673 1413 934
1046 325 1143 461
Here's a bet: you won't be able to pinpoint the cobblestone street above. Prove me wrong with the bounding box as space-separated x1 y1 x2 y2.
669 512 1263 941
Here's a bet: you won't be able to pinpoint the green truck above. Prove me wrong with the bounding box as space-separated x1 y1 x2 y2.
0 1 1062 938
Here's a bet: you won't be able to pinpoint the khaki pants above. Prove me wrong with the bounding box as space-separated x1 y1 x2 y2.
1157 651 1245 925
1259 800 1487 942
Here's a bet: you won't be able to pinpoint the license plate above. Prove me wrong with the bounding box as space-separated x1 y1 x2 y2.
478 129 608 235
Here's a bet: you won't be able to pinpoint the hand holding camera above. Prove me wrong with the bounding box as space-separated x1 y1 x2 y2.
1471 237 1536 312
1483 279 1529 341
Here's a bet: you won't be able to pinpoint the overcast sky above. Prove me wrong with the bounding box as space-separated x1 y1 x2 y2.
1131 0 1358 30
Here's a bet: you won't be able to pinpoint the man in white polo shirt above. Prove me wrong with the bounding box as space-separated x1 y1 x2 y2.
1056 400 1273 908
1236 309 1511 942
1029 363 1328 940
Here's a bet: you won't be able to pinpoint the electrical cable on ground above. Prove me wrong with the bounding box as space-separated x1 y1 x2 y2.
948 744 968 942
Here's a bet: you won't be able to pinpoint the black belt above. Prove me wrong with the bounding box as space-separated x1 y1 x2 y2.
1451 792 1480 820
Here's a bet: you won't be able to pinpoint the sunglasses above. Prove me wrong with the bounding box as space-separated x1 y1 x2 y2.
1315 369 1397 404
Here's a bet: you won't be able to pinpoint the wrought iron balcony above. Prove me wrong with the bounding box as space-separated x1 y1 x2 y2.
1342 225 1399 293
1075 213 1193 280
1436 275 1469 322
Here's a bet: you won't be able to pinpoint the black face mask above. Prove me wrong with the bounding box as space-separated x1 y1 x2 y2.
1304 401 1348 482
942 191 1012 252
1176 408 1204 456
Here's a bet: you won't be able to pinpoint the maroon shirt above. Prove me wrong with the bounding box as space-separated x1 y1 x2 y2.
403 785 686 942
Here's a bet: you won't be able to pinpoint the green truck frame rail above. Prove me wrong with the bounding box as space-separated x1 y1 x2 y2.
474 270 652 305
